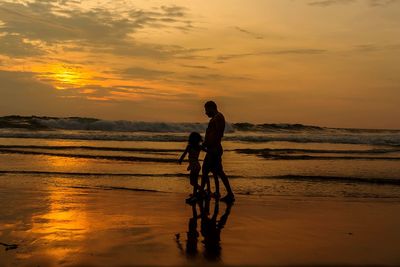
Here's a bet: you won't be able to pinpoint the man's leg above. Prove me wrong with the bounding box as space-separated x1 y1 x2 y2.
200 171 207 191
212 172 220 198
218 170 234 196
216 156 234 201
201 171 211 195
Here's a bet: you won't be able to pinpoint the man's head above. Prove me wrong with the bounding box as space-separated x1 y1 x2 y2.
204 101 218 118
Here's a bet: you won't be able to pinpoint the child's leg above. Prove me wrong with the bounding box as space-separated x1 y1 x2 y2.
190 171 199 196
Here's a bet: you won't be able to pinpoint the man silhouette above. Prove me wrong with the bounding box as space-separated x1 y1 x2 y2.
201 101 235 202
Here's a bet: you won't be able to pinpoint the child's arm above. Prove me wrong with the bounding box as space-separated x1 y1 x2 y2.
178 145 189 164
200 144 208 152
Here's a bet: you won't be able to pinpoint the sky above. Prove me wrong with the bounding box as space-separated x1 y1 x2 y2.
0 0 399 128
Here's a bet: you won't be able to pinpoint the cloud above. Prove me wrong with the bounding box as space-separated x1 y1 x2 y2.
216 49 327 62
0 70 68 114
353 43 400 52
119 67 173 80
160 5 187 18
185 73 250 81
70 83 198 103
0 0 198 60
92 42 210 60
0 1 192 42
180 64 211 70
234 26 264 40
308 0 356 6
308 0 399 6
0 33 44 57
368 0 399 6
111 85 195 99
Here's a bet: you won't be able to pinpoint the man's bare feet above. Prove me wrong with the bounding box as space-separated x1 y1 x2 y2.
220 194 235 203
185 196 198 204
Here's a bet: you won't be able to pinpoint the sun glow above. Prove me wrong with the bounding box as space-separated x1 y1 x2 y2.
37 64 93 89
53 67 83 84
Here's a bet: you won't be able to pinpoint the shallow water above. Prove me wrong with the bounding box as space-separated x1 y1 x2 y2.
1 127 400 199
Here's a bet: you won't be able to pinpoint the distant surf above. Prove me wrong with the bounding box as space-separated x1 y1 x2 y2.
2 115 398 133
1 115 400 146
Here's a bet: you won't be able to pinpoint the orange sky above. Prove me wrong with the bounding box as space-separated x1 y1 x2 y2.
0 0 399 128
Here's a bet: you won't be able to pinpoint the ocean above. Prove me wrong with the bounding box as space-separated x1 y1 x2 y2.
1 115 400 199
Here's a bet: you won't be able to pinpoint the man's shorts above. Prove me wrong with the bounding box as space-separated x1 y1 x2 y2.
202 151 223 174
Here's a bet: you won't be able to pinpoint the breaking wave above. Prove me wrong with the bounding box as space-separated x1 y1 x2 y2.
1 115 400 146
0 115 228 133
3 115 399 133
0 130 399 146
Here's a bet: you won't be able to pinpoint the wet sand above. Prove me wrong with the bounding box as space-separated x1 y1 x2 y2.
1 185 400 266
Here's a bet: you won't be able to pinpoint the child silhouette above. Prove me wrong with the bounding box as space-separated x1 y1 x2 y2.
179 132 203 203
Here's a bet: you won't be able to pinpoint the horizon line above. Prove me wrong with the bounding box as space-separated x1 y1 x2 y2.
1 114 399 131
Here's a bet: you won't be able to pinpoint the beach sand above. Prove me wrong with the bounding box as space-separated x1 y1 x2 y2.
1 185 400 267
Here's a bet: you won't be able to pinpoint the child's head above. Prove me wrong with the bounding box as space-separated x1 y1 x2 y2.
188 132 202 146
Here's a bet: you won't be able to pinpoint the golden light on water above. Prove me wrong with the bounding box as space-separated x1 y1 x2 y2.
27 187 89 260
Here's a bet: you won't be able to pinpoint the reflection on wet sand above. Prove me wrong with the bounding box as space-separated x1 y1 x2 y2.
176 199 233 263
26 187 89 260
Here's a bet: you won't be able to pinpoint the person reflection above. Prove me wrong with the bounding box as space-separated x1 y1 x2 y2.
176 202 200 260
200 199 233 261
176 199 233 262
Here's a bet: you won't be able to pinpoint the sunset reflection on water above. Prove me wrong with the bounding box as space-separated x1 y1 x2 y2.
22 187 89 261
